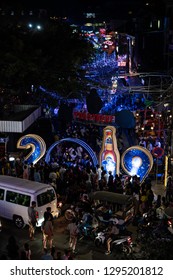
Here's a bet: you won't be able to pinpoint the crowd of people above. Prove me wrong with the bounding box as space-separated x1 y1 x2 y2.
0 160 173 260
0 119 173 260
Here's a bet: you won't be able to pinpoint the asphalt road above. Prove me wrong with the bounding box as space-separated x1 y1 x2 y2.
0 215 139 260
0 182 164 260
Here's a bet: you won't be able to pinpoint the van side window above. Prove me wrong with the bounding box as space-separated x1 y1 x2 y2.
37 189 56 207
0 188 4 200
6 191 30 207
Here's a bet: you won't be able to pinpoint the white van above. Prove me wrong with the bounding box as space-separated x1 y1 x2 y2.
0 175 59 228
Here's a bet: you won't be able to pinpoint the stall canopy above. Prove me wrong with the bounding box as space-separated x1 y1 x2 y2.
90 191 132 205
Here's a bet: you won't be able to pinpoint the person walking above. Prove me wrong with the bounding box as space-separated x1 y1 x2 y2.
67 218 79 254
28 201 38 241
41 213 54 250
139 138 146 148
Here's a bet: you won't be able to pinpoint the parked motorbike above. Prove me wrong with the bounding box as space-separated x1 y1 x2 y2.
94 230 133 255
64 206 76 221
111 235 133 255
78 222 99 241
94 229 106 247
64 203 85 221
96 214 119 226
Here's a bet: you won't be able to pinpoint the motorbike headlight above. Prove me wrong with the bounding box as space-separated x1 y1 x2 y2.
127 237 132 243
168 220 172 226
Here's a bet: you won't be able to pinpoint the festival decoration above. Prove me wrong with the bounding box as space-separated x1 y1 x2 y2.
17 134 46 165
99 126 120 177
152 147 164 158
17 131 153 184
45 138 98 167
121 145 153 183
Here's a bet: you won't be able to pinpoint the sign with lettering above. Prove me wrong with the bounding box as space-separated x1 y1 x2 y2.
73 112 115 125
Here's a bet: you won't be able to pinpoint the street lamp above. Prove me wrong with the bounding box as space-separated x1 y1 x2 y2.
36 25 42 30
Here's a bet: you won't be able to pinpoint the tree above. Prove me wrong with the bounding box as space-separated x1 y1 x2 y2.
0 19 94 101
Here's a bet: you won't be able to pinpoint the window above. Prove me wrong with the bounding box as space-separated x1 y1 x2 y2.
6 191 30 207
0 188 4 200
37 189 56 207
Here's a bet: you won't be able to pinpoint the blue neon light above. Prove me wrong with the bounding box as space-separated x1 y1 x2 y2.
45 138 98 166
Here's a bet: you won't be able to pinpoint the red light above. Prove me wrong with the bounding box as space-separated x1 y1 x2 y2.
127 237 132 244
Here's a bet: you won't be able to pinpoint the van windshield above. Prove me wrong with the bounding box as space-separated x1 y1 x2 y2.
37 189 56 207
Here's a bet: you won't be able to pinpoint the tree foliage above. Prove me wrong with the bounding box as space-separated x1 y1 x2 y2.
0 20 94 98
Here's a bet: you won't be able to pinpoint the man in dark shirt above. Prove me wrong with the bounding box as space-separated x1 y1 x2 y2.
44 207 54 222
28 201 37 240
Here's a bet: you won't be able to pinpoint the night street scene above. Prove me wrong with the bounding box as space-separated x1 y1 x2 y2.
0 0 173 261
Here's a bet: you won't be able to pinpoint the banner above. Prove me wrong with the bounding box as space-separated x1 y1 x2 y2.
73 112 115 125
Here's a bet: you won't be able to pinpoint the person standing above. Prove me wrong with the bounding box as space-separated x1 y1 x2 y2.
67 218 79 254
34 167 41 182
147 140 153 153
29 163 35 181
28 201 38 240
23 164 29 180
154 138 161 148
108 171 114 192
44 207 54 222
166 173 173 203
42 213 54 250
139 138 146 148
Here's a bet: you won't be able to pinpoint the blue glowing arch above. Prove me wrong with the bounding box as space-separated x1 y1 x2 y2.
45 138 98 166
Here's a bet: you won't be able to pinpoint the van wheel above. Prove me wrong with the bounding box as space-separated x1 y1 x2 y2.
13 215 25 229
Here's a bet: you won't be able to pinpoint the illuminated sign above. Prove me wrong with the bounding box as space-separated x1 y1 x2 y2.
73 112 115 124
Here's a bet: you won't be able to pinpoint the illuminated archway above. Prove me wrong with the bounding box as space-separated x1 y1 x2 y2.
45 138 98 166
